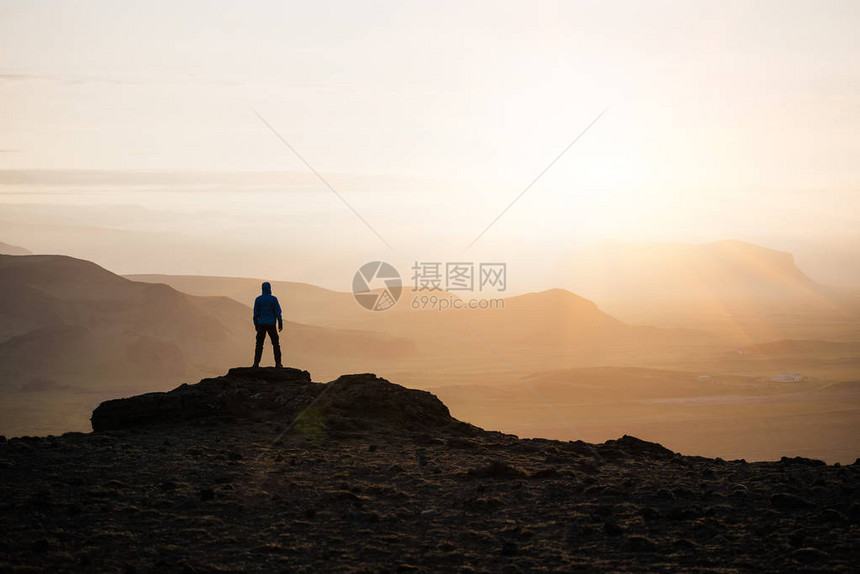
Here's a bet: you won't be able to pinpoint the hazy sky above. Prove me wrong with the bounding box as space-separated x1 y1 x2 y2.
0 1 858 287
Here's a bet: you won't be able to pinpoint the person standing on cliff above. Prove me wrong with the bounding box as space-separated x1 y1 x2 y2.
253 281 283 368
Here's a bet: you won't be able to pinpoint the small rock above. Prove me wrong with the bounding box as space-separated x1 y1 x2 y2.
541 484 570 502
638 507 661 521
415 450 428 467
671 539 698 552
624 535 657 552
604 435 675 459
655 488 675 500
820 509 845 523
791 547 830 563
597 447 627 461
846 502 860 524
771 493 813 511
666 506 700 520
467 460 527 479
577 462 601 475
603 521 623 537
781 456 826 467
198 487 216 501
368 444 377 452
601 486 622 497
463 496 503 512
500 541 518 556
446 437 476 449
420 509 438 516
789 531 806 548
530 467 558 479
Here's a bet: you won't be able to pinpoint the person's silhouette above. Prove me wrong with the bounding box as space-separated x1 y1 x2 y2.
253 281 283 368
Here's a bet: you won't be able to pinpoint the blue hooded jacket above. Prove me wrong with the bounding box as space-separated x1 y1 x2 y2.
253 282 282 326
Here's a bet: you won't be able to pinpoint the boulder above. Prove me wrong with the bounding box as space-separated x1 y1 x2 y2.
91 367 456 434
601 435 675 459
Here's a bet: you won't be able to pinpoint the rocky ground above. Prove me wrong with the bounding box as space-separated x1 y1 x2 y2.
0 367 858 573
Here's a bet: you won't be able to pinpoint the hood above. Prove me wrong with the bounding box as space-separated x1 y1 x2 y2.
261 282 272 295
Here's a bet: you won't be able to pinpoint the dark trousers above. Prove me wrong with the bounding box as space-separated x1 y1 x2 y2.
254 324 281 366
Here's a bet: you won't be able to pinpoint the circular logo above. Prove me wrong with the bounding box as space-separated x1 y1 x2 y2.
352 261 402 311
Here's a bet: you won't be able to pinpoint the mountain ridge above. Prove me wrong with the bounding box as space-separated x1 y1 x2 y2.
0 255 419 437
0 240 31 256
551 239 856 328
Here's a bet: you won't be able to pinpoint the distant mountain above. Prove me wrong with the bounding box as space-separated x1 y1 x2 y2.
0 255 416 393
126 274 366 327
552 240 846 321
0 241 31 255
127 275 648 341
126 275 706 375
464 288 629 347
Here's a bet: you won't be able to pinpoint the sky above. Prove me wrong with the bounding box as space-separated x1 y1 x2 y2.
0 0 858 288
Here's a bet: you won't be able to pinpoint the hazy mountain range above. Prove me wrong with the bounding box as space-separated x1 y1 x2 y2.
1 240 858 461
0 241 30 256
0 254 415 393
553 239 853 319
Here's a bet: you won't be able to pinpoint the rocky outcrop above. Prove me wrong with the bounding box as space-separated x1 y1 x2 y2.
312 373 454 431
91 367 458 434
600 435 676 460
